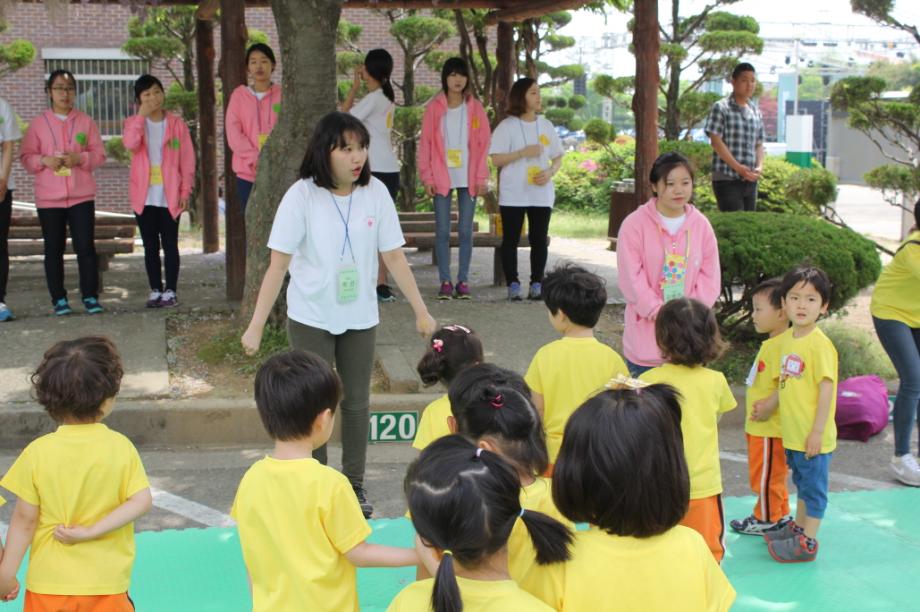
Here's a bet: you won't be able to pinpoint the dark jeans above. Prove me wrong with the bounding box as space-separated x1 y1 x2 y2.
287 319 377 487
37 200 98 302
713 179 757 212
626 359 654 378
0 189 11 302
236 177 253 214
371 171 400 202
135 206 180 292
873 316 920 456
499 205 552 286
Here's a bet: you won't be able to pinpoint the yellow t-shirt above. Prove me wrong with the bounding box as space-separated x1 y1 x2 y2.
509 477 574 603
744 335 783 438
871 231 920 327
0 423 149 595
776 327 838 453
231 457 372 612
388 576 553 611
530 525 735 611
525 337 629 462
640 364 736 499
412 394 451 451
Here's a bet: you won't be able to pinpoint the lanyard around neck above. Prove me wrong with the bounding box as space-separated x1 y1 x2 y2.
518 117 539 146
42 112 76 150
330 188 356 262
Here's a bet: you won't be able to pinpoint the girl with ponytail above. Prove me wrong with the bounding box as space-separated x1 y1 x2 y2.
343 48 401 302
388 435 569 612
413 325 483 451
446 364 572 604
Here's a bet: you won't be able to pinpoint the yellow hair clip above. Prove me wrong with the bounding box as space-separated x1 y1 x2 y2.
605 374 650 391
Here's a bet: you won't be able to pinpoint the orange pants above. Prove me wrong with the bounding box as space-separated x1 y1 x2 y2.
746 433 790 522
25 592 134 612
680 495 726 563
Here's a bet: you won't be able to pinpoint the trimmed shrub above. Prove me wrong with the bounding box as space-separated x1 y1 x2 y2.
710 211 881 331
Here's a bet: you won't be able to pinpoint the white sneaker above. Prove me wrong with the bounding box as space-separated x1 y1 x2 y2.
890 454 920 487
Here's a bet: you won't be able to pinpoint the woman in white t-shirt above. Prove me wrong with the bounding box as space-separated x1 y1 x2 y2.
343 48 400 303
489 78 564 301
242 111 436 517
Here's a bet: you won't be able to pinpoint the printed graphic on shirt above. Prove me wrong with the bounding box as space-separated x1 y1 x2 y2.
539 134 550 146
272 103 281 114
745 359 766 387
170 137 181 149
780 353 805 387
472 116 480 129
75 132 87 146
386 110 393 129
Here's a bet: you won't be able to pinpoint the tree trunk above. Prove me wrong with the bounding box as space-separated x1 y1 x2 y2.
240 0 343 320
196 17 220 254
664 59 682 140
633 0 659 206
494 21 514 125
220 0 248 301
183 40 202 225
522 19 538 79
398 52 417 212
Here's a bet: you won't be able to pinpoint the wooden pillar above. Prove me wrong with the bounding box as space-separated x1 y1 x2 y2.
220 0 248 301
493 21 514 124
632 0 659 206
196 17 219 254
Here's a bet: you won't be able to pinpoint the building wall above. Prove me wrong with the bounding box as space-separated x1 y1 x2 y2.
0 4 450 215
826 109 914 185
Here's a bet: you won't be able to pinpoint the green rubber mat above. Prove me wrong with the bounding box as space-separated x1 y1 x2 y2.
3 489 918 610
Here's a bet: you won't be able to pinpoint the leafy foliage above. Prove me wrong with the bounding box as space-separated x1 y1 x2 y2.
0 19 35 79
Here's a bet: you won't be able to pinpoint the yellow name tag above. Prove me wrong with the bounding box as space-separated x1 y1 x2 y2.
54 166 72 177
527 165 542 185
539 134 550 146
258 133 269 150
447 149 462 168
150 165 164 185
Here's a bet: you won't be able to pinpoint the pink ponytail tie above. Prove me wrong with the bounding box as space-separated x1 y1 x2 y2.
432 339 444 353
490 394 504 409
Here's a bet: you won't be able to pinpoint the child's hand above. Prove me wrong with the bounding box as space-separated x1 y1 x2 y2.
805 431 822 459
0 575 18 601
750 399 768 421
53 524 98 544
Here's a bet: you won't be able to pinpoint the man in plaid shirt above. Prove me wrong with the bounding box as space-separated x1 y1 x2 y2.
704 63 765 212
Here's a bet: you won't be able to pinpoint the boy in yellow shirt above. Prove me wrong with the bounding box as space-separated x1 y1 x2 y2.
525 264 628 471
730 278 791 535
232 350 418 612
756 265 838 563
0 336 152 610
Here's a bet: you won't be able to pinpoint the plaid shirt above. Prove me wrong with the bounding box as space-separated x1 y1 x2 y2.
704 95 765 181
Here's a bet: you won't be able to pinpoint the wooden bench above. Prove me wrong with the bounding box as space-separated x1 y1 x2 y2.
8 215 136 288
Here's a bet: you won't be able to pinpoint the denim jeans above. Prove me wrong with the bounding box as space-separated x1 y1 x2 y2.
434 188 475 283
873 316 920 456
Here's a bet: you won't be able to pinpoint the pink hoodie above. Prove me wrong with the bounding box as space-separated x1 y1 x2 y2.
418 92 491 197
616 198 722 366
20 109 105 208
225 83 282 182
123 112 195 220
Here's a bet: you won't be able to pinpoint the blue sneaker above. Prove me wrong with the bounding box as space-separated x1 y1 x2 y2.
53 298 72 316
82 297 104 315
508 281 523 301
0 302 13 322
528 282 543 300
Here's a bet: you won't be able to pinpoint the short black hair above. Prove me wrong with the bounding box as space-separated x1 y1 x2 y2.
649 151 695 197
541 264 607 328
732 62 756 80
299 111 371 189
440 57 471 95
780 264 832 306
254 350 342 441
448 364 548 477
46 69 76 92
134 74 165 103
553 385 689 537
246 43 276 67
752 277 783 310
655 297 726 366
417 324 483 387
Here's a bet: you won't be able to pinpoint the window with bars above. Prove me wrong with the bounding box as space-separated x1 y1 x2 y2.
43 49 149 138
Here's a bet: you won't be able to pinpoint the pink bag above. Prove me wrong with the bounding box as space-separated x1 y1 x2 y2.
835 375 890 442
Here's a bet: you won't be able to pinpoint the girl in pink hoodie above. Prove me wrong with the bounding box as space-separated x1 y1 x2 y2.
20 69 106 316
225 43 281 213
617 151 722 375
419 57 491 300
123 75 195 309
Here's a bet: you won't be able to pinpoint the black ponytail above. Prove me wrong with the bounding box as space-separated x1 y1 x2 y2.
406 435 572 612
416 325 483 387
364 48 395 103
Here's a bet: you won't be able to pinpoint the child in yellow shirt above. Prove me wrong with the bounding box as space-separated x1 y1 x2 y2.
232 350 419 611
448 363 574 604
532 384 735 611
525 264 629 472
640 298 737 562
730 278 791 535
389 435 571 612
413 324 483 451
757 265 838 563
0 337 152 610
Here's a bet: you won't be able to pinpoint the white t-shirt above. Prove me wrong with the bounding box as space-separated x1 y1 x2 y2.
349 88 400 173
658 211 686 235
145 117 167 207
0 97 22 191
249 87 269 101
443 104 468 188
489 115 563 208
267 177 405 334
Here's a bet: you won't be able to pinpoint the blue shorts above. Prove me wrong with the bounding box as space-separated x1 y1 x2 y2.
785 450 832 519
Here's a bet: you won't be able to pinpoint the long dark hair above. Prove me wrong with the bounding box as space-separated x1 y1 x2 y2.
406 435 571 612
298 112 371 189
364 48 395 103
417 325 483 387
